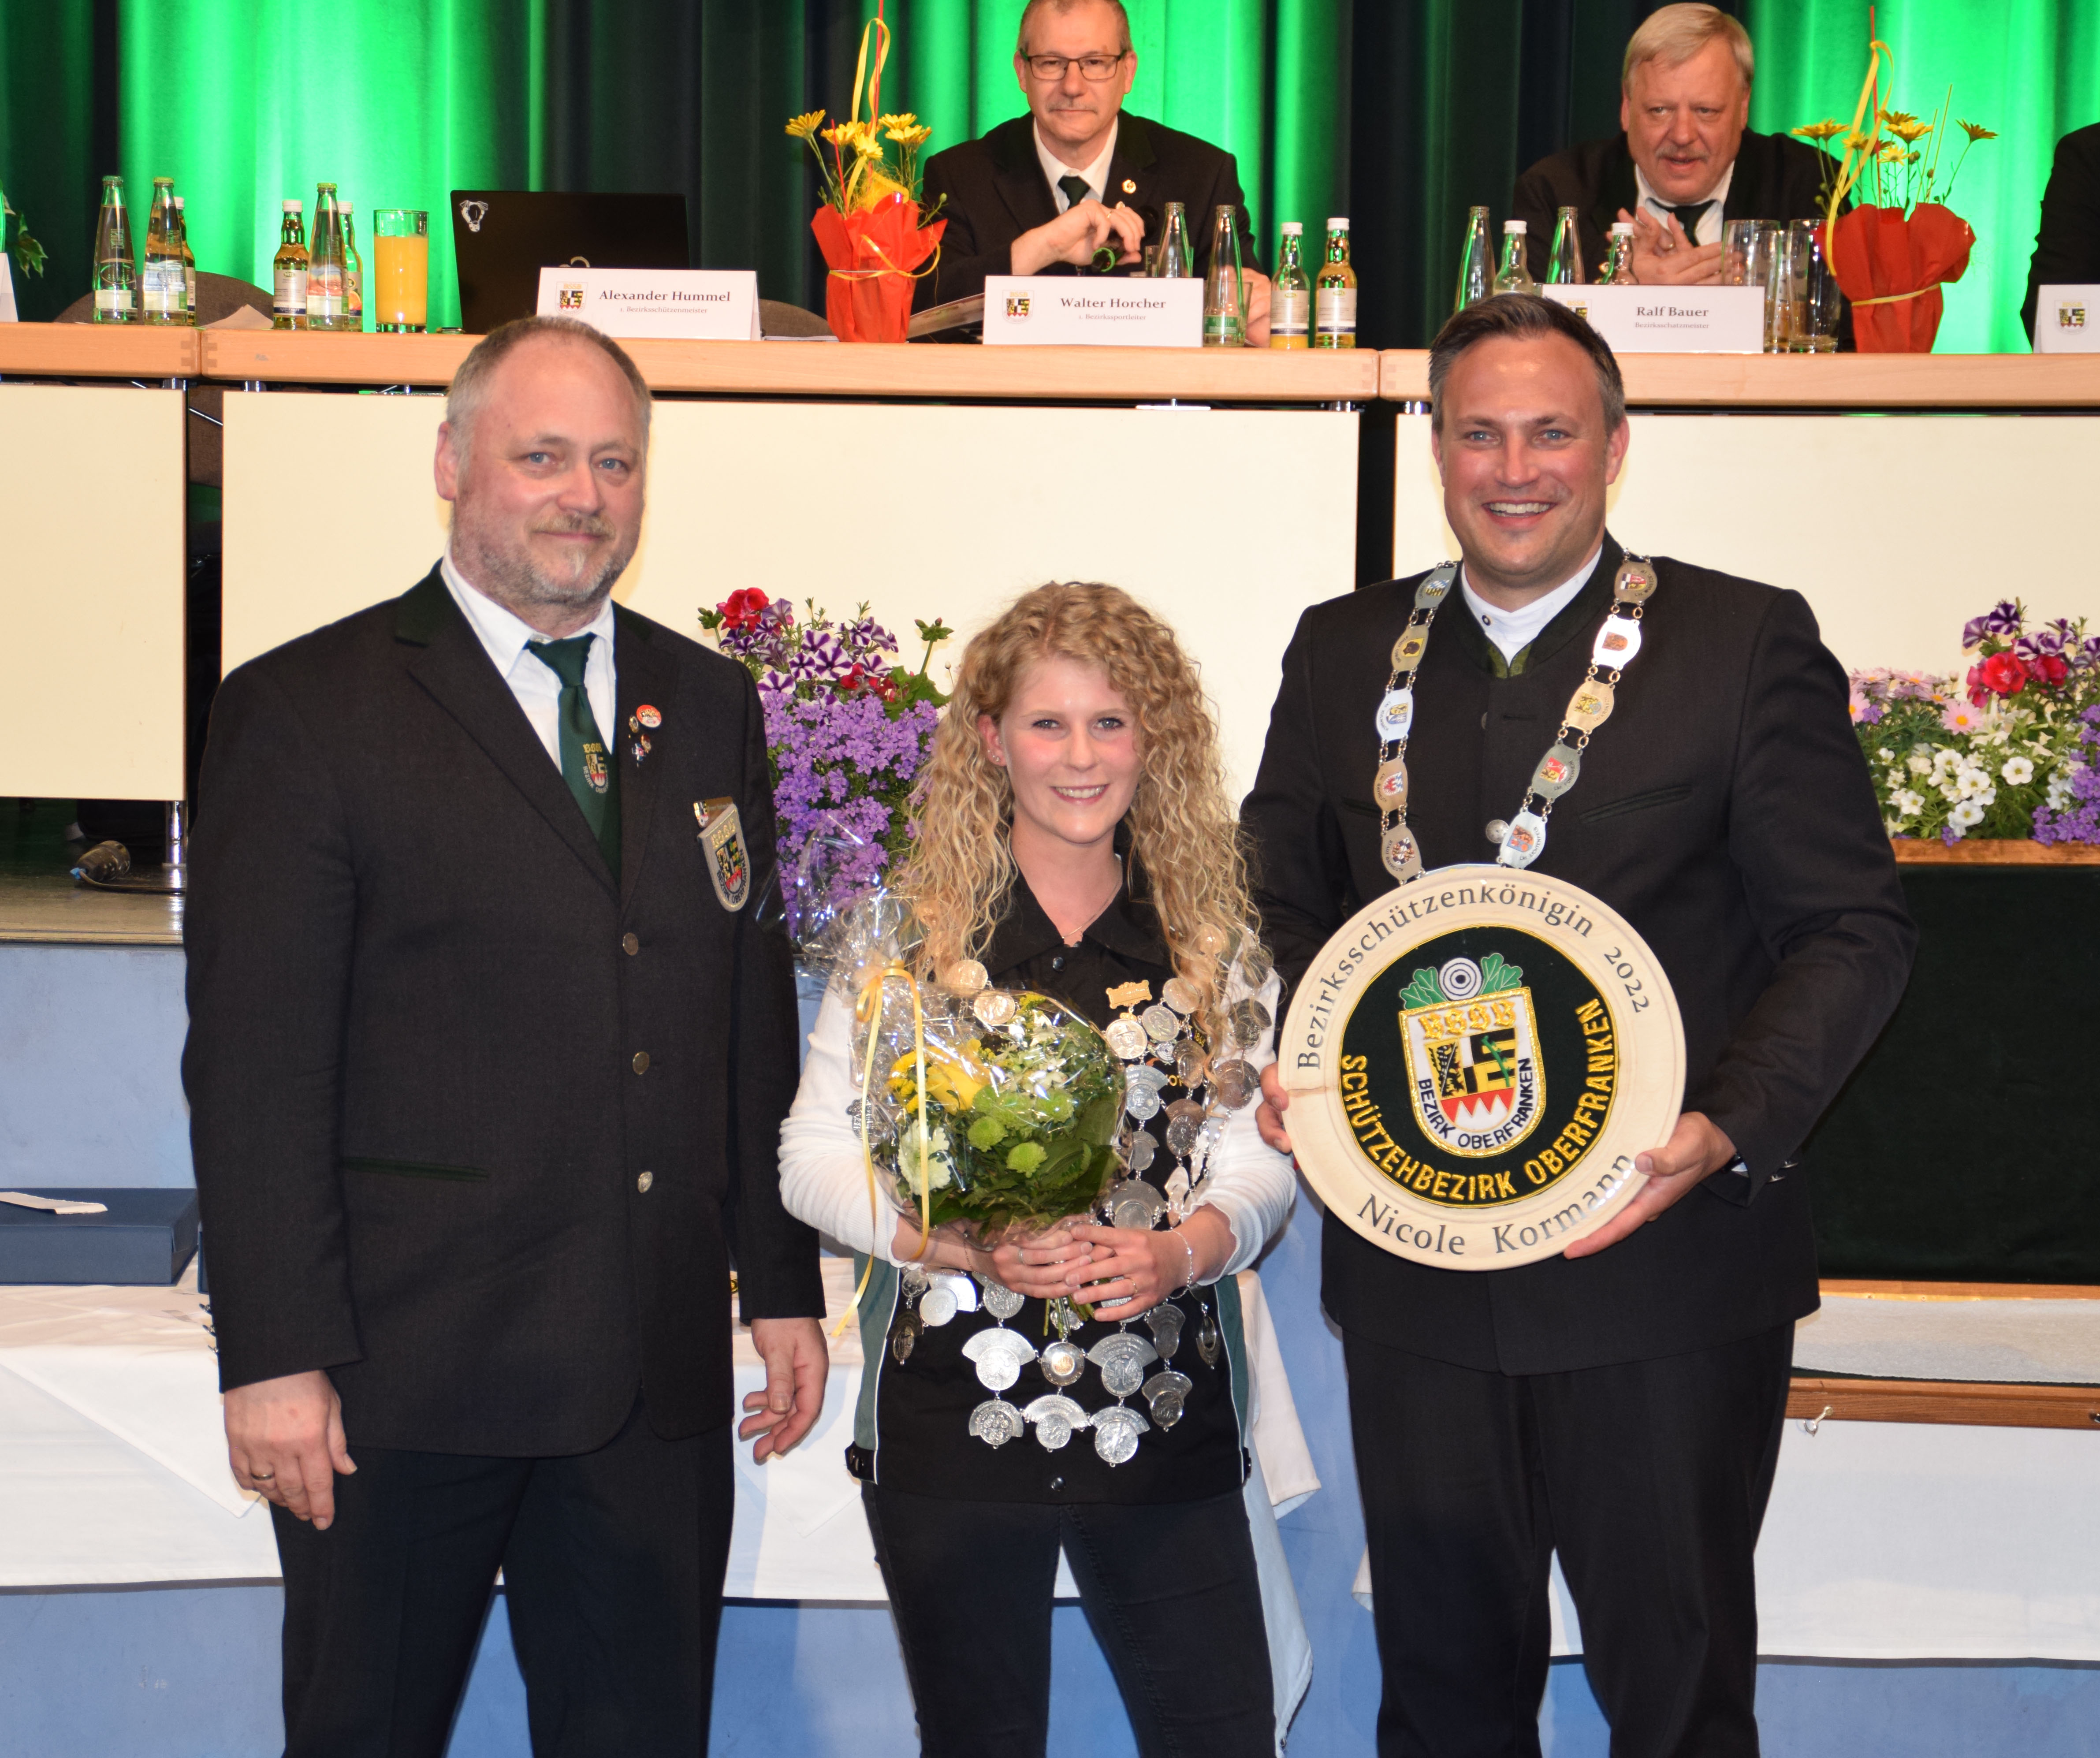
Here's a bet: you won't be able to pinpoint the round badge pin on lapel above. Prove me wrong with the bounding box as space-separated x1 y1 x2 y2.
637 704 662 729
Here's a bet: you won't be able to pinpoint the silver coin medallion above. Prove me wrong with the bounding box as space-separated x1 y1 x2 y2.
1104 1017 1150 1061
1174 1041 1208 1088
969 1398 1024 1448
1024 1394 1089 1452
1088 1332 1160 1397
1141 1004 1180 1044
1196 1309 1223 1366
1160 976 1200 1015
1142 1303 1185 1359
1103 1179 1169 1231
972 990 1018 1029
1040 1338 1086 1386
1124 1129 1158 1174
1165 1113 1200 1158
1239 945 1274 989
979 1279 1024 1322
890 1311 919 1364
1230 998 1272 1041
1126 1063 1171 1096
1193 924 1229 957
918 1285 958 1328
943 959 989 996
1124 1082 1162 1123
1143 1369 1194 1428
962 1327 1035 1392
1091 1404 1150 1466
1210 1059 1258 1109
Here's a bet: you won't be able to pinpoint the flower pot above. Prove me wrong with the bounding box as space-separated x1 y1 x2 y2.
810 194 945 343
1829 203 1974 353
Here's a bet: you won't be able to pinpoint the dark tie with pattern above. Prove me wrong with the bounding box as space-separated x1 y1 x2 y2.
526 634 621 880
1057 173 1092 212
1664 200 1714 244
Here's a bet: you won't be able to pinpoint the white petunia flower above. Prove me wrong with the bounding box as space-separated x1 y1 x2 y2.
1892 789 1924 816
1907 752 1934 778
2001 756 2035 785
1950 799 1985 829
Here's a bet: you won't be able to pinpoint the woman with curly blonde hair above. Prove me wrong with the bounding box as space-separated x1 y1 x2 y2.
779 582 1295 1758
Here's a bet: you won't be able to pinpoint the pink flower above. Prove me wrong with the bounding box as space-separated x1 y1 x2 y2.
1940 699 1984 734
1978 652 2027 697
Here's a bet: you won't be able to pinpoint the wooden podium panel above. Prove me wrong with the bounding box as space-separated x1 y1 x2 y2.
1392 411 2100 672
222 394 1359 800
0 385 186 800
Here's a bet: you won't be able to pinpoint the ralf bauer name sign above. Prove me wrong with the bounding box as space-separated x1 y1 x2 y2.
1279 865 1684 1270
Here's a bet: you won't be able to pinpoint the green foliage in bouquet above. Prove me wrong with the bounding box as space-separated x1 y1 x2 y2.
883 991 1123 1240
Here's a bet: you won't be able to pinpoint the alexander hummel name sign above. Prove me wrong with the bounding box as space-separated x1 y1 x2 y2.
1280 865 1684 1269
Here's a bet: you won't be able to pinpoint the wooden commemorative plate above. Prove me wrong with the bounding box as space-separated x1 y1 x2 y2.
1280 865 1684 1270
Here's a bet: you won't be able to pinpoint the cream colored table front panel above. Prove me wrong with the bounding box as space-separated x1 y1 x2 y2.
1391 413 2100 672
223 394 1359 800
0 385 186 800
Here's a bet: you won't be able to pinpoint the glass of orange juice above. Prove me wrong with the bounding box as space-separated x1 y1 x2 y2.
372 209 429 332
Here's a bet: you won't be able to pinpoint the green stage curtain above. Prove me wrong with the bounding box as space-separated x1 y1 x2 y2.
1 1 2096 342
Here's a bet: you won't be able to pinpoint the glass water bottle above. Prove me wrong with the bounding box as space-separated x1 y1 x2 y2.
1156 201 1194 278
1546 206 1585 285
308 183 346 330
1203 204 1245 346
1603 222 1638 286
1492 220 1536 294
1453 206 1493 313
91 176 135 324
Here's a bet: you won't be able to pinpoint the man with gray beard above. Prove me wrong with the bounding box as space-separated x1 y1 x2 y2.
184 317 827 1755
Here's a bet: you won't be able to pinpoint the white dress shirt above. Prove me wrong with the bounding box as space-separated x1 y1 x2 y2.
778 964 1296 1280
440 550 618 769
1462 544 1603 666
1632 160 1736 246
1035 119 1120 211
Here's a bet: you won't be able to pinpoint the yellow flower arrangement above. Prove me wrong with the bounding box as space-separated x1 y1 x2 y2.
786 109 825 140
788 13 943 220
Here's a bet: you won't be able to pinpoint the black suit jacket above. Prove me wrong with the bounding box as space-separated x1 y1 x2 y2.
915 112 1261 312
2023 122 2100 343
1513 128 1835 282
1242 540 1915 1376
184 569 825 1455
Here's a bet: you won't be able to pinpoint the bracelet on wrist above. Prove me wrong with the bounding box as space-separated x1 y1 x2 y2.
1174 1226 1198 1294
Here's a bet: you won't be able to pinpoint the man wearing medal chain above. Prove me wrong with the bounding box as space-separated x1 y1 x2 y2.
1244 293 1914 1756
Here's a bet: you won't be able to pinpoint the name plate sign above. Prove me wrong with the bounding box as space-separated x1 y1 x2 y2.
981 275 1203 348
1279 866 1684 1270
536 268 760 340
1541 283 1764 353
2034 285 2100 354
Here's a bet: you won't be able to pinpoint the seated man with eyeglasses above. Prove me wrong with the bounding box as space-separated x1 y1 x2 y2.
915 0 1270 341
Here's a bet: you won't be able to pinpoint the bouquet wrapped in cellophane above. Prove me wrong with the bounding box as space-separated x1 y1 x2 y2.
812 893 1124 1247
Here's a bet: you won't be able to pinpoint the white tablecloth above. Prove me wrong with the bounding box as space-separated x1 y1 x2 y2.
1343 1295 2100 1659
0 1258 1321 1742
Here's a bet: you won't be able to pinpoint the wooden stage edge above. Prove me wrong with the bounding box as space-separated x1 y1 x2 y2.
1795 1279 2100 1430
1891 837 2100 864
7 325 2100 406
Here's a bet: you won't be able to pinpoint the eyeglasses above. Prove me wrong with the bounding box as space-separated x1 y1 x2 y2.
1023 53 1128 82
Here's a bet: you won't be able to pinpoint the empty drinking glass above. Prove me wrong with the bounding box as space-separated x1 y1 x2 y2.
1781 218 1842 353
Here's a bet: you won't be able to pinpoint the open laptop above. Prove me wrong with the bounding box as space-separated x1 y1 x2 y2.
450 191 689 334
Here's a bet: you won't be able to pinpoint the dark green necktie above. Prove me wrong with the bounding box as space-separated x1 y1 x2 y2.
526 634 621 879
1057 173 1091 211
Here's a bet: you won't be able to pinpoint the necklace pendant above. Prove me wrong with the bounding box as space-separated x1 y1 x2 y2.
1373 757 1410 811
1530 743 1582 799
1496 809 1548 869
1415 562 1458 608
1389 628 1430 674
1591 614 1643 668
1613 559 1657 604
1566 678 1616 733
1381 825 1423 883
1374 687 1415 742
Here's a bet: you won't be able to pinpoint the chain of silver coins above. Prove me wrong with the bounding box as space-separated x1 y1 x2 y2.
920 932 1268 1464
1374 556 1658 884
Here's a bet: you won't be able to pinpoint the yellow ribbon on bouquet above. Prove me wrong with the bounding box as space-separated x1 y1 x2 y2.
836 960 933 1340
